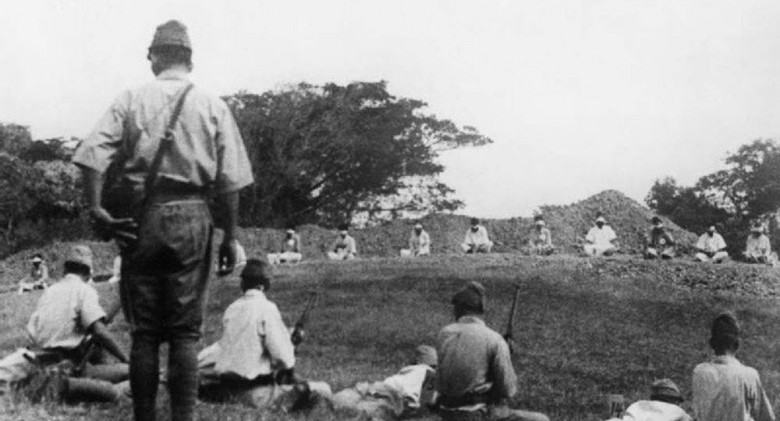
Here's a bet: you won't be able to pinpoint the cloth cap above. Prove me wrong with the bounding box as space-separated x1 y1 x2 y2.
707 225 716 232
452 281 486 313
711 312 739 342
30 256 43 263
66 245 93 271
414 223 423 229
596 216 606 223
286 229 295 234
751 225 764 233
651 216 662 224
150 20 191 50
415 345 438 367
241 259 271 290
535 220 546 226
470 217 480 226
650 378 683 403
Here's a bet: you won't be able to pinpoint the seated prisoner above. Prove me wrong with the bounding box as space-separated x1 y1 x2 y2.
330 345 438 419
401 223 431 257
461 218 493 254
526 216 554 256
197 259 330 410
18 253 50 294
584 216 617 257
692 312 774 421
436 282 549 421
606 378 692 421
744 224 774 264
268 228 303 264
327 224 358 260
645 216 675 260
695 226 728 263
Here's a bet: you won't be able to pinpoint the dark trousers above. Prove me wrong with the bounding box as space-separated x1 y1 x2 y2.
120 200 213 421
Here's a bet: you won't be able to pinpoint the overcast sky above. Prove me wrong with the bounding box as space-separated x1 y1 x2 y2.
2 0 780 218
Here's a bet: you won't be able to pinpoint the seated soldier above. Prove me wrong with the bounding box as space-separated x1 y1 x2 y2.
645 216 675 260
584 215 618 257
331 345 438 419
327 224 358 260
744 224 774 264
526 216 554 256
1 245 131 403
606 378 692 421
695 226 729 263
401 223 431 257
461 218 493 254
436 282 549 421
18 254 50 294
268 228 303 264
197 259 331 409
692 312 774 421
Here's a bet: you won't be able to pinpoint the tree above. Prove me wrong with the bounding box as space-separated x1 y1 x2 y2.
646 177 730 235
0 123 33 156
227 81 491 227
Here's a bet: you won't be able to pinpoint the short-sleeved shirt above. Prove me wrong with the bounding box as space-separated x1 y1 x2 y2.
529 227 552 247
281 234 301 253
696 233 727 253
692 355 775 421
586 225 617 247
464 226 491 246
213 289 295 380
332 235 357 255
746 234 771 257
409 230 431 251
73 69 253 195
436 316 516 403
26 274 106 349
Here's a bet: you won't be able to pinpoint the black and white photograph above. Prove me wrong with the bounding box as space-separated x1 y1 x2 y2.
0 1 779 420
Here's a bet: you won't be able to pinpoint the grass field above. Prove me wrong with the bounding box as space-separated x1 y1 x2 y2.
1 253 779 420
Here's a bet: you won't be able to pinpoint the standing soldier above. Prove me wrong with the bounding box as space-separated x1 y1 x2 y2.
73 20 253 421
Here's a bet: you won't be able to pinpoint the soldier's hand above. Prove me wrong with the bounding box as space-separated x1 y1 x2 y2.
89 207 138 245
291 326 305 346
218 239 237 276
504 334 516 355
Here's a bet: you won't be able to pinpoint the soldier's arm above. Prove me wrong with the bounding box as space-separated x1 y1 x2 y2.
89 320 129 363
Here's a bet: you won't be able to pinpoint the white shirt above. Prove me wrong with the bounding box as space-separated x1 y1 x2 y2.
696 233 727 253
745 234 771 258
409 230 431 252
382 364 434 408
692 355 775 421
586 225 617 247
609 400 692 421
26 274 106 349
213 289 295 379
463 226 491 246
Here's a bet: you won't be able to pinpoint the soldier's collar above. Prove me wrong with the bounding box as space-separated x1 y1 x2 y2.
156 68 190 81
457 315 485 325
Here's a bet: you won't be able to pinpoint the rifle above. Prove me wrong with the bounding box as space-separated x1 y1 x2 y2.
290 292 319 347
503 285 522 354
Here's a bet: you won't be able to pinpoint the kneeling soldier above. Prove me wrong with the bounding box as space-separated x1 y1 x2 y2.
436 282 549 421
197 259 331 409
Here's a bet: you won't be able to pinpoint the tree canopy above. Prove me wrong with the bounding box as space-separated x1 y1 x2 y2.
226 81 491 227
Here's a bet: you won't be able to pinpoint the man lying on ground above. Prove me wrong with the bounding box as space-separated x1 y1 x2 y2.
584 215 618 257
436 282 549 421
197 259 330 410
692 312 774 421
695 226 729 263
606 378 691 421
401 223 431 257
645 216 675 260
461 218 493 254
331 345 438 419
268 228 303 264
0 245 131 403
